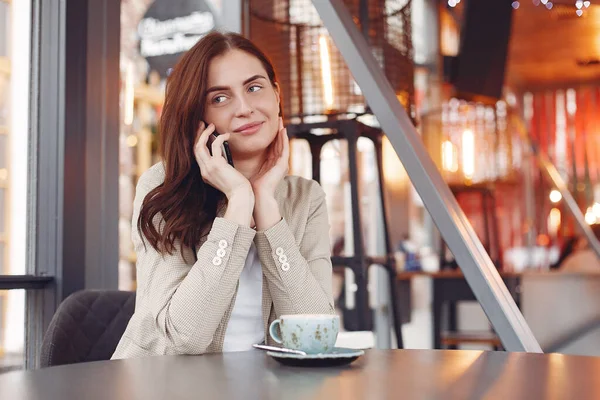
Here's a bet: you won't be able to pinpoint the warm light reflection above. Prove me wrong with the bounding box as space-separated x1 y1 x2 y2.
437 350 482 387
555 91 567 175
382 136 407 187
126 135 138 147
442 140 458 172
585 206 597 225
548 208 561 236
593 202 600 219
566 88 577 116
440 6 459 56
319 35 334 110
396 91 409 109
462 129 475 179
549 190 562 203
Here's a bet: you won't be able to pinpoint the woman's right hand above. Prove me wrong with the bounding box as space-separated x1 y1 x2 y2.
194 122 252 200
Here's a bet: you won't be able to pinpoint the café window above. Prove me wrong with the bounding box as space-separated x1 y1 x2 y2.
0 0 35 371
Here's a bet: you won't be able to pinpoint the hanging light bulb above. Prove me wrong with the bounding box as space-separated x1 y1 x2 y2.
549 190 562 203
318 34 334 111
585 207 597 225
593 202 600 218
548 208 561 236
442 140 459 172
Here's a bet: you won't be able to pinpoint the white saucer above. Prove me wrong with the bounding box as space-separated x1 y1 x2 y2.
266 347 365 367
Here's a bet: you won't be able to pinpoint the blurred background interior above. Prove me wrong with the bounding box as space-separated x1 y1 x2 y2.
2 0 600 371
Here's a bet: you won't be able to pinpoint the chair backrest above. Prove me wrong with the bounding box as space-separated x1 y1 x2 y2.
40 290 135 368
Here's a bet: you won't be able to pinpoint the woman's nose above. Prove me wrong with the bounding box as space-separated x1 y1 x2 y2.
235 95 254 117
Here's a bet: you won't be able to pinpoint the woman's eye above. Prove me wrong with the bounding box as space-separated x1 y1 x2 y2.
213 95 227 104
248 85 262 93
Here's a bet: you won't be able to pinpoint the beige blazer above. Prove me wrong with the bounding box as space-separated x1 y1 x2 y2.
112 163 335 359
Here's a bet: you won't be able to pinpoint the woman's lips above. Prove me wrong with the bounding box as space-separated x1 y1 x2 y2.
234 121 264 135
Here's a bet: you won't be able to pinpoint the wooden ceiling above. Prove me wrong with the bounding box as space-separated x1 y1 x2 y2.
507 1 600 89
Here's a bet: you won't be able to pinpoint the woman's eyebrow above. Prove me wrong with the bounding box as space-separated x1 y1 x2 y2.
205 74 267 94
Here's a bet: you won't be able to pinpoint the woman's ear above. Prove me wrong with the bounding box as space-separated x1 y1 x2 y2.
274 82 281 105
274 82 283 116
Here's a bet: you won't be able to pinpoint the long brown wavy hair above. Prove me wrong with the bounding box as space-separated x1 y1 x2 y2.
138 31 281 258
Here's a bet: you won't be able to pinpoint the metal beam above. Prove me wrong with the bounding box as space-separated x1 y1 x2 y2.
84 0 120 291
313 0 542 352
27 0 65 369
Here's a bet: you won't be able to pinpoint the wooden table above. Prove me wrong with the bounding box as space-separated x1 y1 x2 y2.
2 350 600 399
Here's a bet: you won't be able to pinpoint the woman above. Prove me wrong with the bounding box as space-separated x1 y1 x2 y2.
112 31 335 359
558 224 600 273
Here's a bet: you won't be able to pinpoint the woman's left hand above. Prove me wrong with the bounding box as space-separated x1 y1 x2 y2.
250 117 289 199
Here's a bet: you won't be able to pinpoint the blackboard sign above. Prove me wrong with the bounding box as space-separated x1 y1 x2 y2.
139 0 222 77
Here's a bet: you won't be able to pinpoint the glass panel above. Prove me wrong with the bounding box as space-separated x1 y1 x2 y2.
0 135 7 169
120 3 161 290
321 139 351 256
0 0 30 276
0 188 4 234
356 137 379 256
0 2 8 58
0 289 25 373
0 1 8 127
118 1 228 289
289 138 312 180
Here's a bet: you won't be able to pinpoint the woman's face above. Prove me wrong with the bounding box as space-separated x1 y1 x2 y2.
203 49 280 158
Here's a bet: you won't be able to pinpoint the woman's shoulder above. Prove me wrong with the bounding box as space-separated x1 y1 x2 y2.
561 249 600 272
132 163 166 206
137 162 166 191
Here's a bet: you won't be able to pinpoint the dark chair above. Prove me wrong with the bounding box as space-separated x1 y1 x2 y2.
40 290 135 367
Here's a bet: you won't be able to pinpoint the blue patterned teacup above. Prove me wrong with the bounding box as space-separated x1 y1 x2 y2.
269 314 340 355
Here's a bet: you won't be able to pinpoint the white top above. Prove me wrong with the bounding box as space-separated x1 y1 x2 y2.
222 242 265 352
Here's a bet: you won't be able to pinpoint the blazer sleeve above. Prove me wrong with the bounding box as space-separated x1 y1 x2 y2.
254 180 335 317
131 173 255 354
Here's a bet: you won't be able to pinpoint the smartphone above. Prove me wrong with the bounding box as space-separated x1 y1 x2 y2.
208 131 234 167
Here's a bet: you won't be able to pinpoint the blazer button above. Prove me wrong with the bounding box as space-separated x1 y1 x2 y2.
217 248 226 258
275 247 284 256
281 262 290 272
278 255 288 264
219 240 228 249
212 256 222 266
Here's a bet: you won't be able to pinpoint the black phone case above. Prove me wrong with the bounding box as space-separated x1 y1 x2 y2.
210 132 235 167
